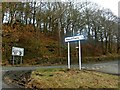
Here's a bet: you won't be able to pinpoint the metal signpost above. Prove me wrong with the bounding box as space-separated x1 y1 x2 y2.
65 35 85 70
12 47 24 65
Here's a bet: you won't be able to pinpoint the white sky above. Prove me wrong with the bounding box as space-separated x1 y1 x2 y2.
89 0 120 16
3 0 120 16
19 0 120 16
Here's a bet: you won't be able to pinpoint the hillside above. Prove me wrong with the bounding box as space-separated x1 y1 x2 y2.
2 24 120 66
2 24 61 65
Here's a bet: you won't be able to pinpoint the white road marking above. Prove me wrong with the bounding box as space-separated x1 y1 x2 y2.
99 66 103 68
83 65 107 70
96 68 100 69
2 70 9 72
82 67 85 69
92 67 95 70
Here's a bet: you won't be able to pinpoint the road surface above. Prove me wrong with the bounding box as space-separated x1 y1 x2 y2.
1 60 119 89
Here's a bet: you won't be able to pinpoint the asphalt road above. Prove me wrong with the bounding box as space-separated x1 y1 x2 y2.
1 60 119 89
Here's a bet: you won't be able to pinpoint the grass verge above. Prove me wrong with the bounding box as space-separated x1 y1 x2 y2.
25 68 119 89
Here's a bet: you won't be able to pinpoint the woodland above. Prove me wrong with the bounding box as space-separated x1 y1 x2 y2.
2 1 120 65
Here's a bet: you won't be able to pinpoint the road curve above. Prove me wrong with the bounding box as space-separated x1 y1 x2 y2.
82 60 119 75
2 60 119 89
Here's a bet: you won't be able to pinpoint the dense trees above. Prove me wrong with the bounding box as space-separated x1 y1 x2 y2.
2 1 119 60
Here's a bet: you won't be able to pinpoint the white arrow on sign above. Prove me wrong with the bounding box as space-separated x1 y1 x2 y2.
12 47 24 56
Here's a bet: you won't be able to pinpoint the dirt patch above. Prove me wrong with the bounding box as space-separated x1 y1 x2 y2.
3 71 32 88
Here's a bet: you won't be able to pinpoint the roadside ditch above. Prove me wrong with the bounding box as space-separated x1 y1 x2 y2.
2 70 32 89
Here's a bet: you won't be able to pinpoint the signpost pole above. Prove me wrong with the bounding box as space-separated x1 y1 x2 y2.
20 56 22 64
12 47 24 65
68 42 70 69
78 40 81 70
65 35 84 70
13 56 14 65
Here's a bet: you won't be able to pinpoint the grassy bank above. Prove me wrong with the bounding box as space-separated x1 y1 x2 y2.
25 68 118 89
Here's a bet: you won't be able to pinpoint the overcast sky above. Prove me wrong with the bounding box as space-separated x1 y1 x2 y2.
72 0 119 16
89 0 119 16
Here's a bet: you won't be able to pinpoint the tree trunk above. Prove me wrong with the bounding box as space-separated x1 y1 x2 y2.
117 25 120 53
33 2 36 31
105 37 108 54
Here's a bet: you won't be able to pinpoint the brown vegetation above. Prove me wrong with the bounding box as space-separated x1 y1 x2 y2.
2 2 120 65
26 69 118 88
